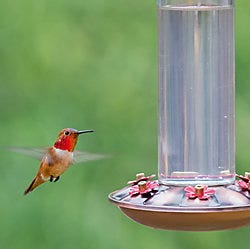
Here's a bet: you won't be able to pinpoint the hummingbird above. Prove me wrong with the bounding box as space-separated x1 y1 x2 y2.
12 127 102 195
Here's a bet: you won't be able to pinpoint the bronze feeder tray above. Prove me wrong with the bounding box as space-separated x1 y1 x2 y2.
109 181 250 231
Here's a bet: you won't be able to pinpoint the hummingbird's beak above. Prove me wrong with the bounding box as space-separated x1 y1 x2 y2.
76 130 94 135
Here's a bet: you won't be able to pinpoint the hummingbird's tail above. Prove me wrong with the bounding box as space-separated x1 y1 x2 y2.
24 176 45 195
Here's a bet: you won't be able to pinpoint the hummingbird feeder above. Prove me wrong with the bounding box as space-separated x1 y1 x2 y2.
109 0 250 231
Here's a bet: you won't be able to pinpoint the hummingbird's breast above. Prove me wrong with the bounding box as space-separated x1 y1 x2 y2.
53 147 74 162
41 147 74 178
53 147 74 167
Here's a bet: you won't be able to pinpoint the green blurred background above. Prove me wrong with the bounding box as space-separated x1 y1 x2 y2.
0 0 249 248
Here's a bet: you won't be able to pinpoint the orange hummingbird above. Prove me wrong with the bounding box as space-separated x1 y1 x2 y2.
10 128 104 195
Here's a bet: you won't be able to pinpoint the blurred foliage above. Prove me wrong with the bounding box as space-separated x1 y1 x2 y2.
0 0 249 249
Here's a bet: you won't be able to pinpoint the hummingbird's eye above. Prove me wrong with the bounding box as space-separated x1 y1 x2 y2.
64 131 70 136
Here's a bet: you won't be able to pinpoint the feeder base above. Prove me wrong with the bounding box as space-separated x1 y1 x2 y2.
109 183 250 231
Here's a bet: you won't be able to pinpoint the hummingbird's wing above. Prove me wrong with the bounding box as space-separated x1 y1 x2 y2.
73 151 109 164
7 146 48 161
8 147 108 164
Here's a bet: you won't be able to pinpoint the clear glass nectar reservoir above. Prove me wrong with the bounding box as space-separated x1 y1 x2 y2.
158 0 235 185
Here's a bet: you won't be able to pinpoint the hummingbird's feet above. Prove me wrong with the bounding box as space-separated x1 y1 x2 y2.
54 176 60 182
50 176 60 182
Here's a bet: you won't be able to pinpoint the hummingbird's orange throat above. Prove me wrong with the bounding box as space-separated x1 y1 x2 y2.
54 136 78 152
